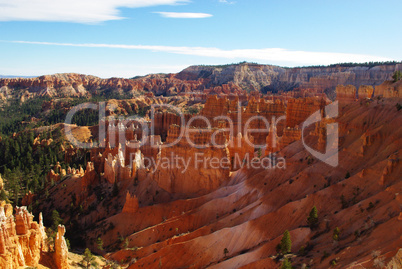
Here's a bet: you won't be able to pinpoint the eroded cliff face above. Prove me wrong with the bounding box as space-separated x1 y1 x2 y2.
1 63 400 102
375 79 402 98
0 205 44 268
336 79 402 101
0 72 243 102
152 125 231 196
178 63 401 96
0 194 70 269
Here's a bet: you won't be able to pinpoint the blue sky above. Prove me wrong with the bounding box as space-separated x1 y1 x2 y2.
0 0 401 78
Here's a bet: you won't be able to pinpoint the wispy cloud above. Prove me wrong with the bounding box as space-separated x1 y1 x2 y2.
5 40 393 66
154 12 213 18
219 0 236 4
0 0 190 23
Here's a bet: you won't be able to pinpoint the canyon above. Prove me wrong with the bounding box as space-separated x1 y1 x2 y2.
20 79 401 268
0 65 401 268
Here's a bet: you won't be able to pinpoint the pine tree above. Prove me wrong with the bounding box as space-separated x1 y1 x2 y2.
281 257 293 269
280 230 292 254
96 237 104 251
392 70 402 82
307 206 319 229
224 248 229 257
81 248 97 269
0 189 7 201
51 210 63 231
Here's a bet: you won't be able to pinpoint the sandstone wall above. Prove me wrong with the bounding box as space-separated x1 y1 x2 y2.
358 85 374 99
375 80 402 98
153 125 230 195
336 85 357 103
285 97 325 128
177 63 401 94
122 192 139 213
0 206 53 268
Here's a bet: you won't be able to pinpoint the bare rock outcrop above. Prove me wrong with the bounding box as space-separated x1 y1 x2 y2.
153 125 230 195
2 63 399 102
0 205 48 268
54 225 69 269
285 97 325 128
0 72 243 100
178 62 401 95
21 191 35 206
358 85 374 99
122 192 139 213
336 85 357 102
380 153 400 186
375 80 402 98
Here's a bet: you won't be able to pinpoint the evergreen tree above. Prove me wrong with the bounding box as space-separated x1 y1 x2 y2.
96 237 104 251
0 188 8 201
392 70 402 82
307 206 319 229
280 230 292 254
224 248 229 257
281 257 293 269
51 210 63 231
81 248 98 269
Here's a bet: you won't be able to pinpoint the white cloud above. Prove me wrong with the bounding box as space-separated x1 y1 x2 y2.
219 0 236 4
154 12 212 18
7 40 393 66
0 0 190 23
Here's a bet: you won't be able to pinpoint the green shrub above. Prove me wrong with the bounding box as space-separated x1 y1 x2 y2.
332 227 341 241
280 230 292 254
281 257 293 269
392 70 402 82
307 206 319 229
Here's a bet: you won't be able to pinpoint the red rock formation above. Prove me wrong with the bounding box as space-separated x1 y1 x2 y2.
54 225 69 269
0 206 49 268
122 192 139 213
265 123 278 154
81 162 97 192
279 127 302 149
336 85 357 103
200 95 233 120
375 80 402 98
178 63 401 97
0 72 244 100
138 136 162 168
27 89 402 268
380 153 400 186
153 125 230 195
99 96 400 269
227 133 255 170
285 97 325 128
104 146 138 184
21 191 35 207
153 112 183 140
358 85 374 99
47 169 61 184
